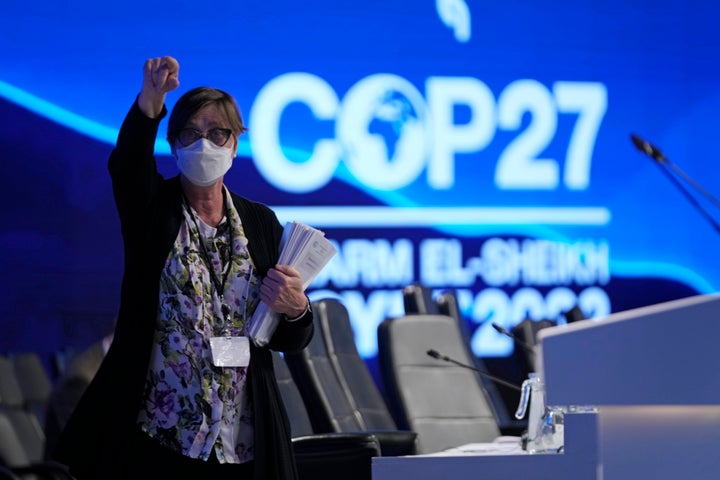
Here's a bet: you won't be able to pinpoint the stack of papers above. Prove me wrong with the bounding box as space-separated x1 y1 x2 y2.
246 221 337 346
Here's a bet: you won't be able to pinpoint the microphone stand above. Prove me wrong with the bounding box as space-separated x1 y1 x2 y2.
427 349 521 392
491 323 536 355
631 133 720 234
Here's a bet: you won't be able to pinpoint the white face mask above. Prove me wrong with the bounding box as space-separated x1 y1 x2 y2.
175 138 234 187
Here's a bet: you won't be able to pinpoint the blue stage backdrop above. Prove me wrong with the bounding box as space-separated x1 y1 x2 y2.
1 0 718 377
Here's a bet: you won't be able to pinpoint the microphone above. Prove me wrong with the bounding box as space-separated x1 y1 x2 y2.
426 349 521 392
631 133 666 163
491 323 535 355
630 133 720 233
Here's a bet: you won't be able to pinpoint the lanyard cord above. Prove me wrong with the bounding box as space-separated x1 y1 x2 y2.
182 193 235 321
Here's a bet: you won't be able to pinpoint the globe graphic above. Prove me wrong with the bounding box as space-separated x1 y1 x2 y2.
367 89 422 161
336 74 429 190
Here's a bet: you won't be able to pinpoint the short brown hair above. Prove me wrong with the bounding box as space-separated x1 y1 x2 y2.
167 86 247 146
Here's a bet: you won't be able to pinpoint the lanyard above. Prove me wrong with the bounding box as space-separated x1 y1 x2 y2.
182 194 235 327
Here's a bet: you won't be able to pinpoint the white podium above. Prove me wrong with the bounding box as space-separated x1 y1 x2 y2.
537 293 720 480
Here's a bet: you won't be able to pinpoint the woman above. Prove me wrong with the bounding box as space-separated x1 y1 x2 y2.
52 56 313 479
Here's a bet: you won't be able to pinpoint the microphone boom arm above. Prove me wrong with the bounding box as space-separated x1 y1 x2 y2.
427 349 521 392
653 157 720 233
631 133 720 233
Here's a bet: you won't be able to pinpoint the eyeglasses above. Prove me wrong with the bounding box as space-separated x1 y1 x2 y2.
177 128 233 147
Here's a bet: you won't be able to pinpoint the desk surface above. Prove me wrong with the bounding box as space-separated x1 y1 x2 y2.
373 407 720 480
372 413 598 480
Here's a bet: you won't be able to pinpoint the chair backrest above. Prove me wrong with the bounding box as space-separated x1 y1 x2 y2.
0 413 30 469
285 319 360 433
271 352 381 480
402 285 528 436
286 302 372 432
0 358 24 409
271 351 315 438
402 283 439 316
0 356 46 464
285 298 417 456
377 313 501 454
0 410 77 479
12 353 52 428
286 299 399 432
317 298 399 430
511 318 557 374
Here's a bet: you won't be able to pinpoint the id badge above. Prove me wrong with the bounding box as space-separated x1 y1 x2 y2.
210 336 251 367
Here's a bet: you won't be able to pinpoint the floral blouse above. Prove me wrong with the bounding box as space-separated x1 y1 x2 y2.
137 187 260 463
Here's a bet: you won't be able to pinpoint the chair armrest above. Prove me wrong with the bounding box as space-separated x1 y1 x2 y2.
292 433 381 480
292 432 381 457
362 429 418 456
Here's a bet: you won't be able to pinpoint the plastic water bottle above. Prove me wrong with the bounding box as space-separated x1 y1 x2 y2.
515 372 563 453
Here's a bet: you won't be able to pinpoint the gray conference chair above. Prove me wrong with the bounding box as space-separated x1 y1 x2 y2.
0 356 75 479
401 284 526 436
285 298 417 457
272 352 381 480
377 313 503 454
